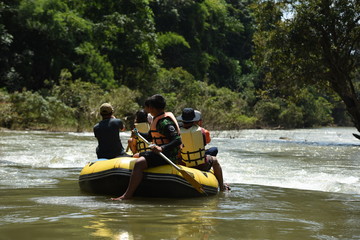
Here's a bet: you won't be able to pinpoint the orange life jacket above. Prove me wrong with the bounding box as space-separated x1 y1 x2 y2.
149 112 180 146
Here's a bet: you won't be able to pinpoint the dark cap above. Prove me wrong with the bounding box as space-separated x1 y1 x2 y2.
100 103 113 115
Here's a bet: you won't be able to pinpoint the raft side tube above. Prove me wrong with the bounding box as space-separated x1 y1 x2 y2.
79 157 219 197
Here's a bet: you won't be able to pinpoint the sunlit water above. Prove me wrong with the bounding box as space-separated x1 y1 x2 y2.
1 128 359 239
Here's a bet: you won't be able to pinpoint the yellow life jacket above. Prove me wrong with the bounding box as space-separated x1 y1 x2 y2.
180 125 206 167
150 112 180 146
135 122 150 133
134 122 151 152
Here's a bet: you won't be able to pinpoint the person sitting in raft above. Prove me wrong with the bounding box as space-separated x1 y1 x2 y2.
93 103 128 159
111 94 182 200
177 108 229 191
127 110 151 154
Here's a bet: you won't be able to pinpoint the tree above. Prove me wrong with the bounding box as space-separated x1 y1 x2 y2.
151 0 255 90
81 0 159 91
253 0 360 132
0 0 93 91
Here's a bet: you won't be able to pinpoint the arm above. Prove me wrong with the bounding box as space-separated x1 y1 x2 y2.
117 118 126 131
157 118 181 152
201 127 211 145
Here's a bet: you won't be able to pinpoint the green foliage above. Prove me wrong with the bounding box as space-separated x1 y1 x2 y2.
253 0 360 131
0 70 142 131
19 0 92 41
51 71 104 131
0 89 13 128
16 0 93 86
74 42 115 90
293 89 333 127
278 103 303 129
10 90 52 127
157 32 190 50
254 99 282 127
155 67 202 112
51 70 103 109
199 85 256 130
254 88 334 129
151 0 255 89
7 89 75 130
0 0 356 131
154 67 256 130
89 1 159 90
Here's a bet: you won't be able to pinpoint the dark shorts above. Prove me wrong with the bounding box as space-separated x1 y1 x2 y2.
205 147 218 157
139 151 173 168
193 155 214 172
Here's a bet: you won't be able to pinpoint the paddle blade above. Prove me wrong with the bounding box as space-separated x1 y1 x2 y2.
353 133 360 140
179 169 206 194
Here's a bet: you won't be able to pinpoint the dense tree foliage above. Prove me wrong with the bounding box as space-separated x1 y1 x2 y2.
151 0 254 89
253 0 360 131
0 0 357 131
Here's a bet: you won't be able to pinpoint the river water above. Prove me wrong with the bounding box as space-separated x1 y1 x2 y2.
0 127 359 240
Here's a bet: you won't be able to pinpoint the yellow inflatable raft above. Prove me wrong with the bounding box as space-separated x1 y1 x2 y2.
79 157 219 198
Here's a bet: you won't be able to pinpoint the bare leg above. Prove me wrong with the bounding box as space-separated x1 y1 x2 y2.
128 138 137 154
111 157 148 200
211 157 228 191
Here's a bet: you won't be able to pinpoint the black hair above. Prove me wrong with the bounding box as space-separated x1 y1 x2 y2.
135 110 148 123
144 94 166 109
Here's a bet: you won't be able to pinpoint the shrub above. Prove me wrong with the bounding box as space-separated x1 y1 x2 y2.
254 99 282 127
278 103 304 128
294 88 334 127
0 89 13 128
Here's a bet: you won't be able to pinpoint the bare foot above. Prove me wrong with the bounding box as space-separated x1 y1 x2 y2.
220 183 231 192
111 194 132 200
111 196 123 201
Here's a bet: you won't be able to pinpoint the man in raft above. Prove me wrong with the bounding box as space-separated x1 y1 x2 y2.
177 108 229 191
111 94 182 200
93 103 127 159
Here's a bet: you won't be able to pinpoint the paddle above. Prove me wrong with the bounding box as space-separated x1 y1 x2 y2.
134 128 206 194
353 133 360 140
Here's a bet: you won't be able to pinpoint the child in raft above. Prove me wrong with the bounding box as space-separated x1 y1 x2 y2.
127 110 151 155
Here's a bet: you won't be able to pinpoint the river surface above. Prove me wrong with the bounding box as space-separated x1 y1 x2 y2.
0 127 359 240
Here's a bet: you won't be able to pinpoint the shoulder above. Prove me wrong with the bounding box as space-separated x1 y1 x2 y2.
94 119 106 128
110 118 123 124
109 118 124 128
158 117 177 133
155 113 174 126
161 117 175 125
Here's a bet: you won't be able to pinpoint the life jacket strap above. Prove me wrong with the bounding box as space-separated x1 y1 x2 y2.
136 140 151 153
181 148 205 166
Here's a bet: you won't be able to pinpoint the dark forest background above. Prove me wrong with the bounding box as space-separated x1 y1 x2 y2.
1 0 359 132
